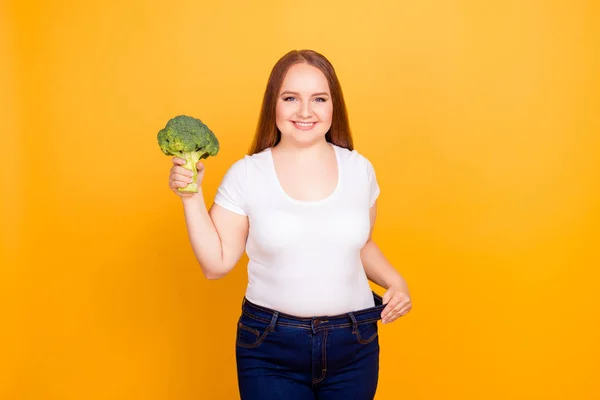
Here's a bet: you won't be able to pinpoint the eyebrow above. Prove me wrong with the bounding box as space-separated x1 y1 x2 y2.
280 91 330 97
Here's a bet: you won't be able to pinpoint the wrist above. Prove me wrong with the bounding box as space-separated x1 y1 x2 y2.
181 191 205 205
387 277 409 293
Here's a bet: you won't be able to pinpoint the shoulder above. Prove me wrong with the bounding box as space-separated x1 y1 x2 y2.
219 148 273 191
333 144 380 205
225 148 271 174
245 148 272 167
332 144 376 173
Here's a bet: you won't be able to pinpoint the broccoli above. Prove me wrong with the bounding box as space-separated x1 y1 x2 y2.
157 115 219 193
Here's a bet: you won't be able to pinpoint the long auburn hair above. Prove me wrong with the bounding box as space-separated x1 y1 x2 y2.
248 50 354 155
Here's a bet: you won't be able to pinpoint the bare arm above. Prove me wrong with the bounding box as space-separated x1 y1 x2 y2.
171 158 248 280
361 201 412 323
360 201 409 292
361 240 410 293
181 195 248 279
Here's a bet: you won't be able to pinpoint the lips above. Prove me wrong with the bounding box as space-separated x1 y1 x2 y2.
293 121 316 130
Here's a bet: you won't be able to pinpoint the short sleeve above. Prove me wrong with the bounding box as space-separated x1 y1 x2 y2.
213 158 247 216
365 157 380 207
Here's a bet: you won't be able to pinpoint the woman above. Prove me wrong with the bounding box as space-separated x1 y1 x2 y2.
168 49 412 399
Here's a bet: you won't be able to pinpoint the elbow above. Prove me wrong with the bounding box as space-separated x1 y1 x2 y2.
200 263 230 280
204 271 226 280
362 238 375 252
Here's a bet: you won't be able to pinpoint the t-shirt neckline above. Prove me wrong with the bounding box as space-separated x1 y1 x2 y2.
267 143 342 205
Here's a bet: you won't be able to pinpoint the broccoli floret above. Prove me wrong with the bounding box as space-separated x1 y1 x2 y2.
157 115 219 193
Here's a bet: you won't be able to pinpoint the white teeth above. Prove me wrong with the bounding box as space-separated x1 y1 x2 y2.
295 122 315 127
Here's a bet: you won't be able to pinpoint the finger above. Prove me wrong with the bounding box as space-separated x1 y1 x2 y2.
170 180 189 189
196 161 205 171
381 298 402 319
172 166 194 177
386 304 412 323
385 314 401 324
382 291 393 305
394 306 411 319
381 306 396 321
382 300 408 322
172 173 194 184
396 303 412 317
172 157 186 165
381 303 394 318
384 310 404 324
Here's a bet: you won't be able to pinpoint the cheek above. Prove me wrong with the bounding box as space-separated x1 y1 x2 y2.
275 104 290 132
320 104 333 123
276 102 292 122
275 103 282 119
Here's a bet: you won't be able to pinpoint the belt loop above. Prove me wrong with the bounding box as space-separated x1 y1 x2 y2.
268 311 279 332
348 312 358 334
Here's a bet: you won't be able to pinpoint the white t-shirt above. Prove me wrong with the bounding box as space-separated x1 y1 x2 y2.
213 143 380 317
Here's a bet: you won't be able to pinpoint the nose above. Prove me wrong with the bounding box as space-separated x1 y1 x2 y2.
297 100 313 119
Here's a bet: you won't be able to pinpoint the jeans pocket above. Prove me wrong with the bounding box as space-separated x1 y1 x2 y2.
236 314 271 349
354 321 378 345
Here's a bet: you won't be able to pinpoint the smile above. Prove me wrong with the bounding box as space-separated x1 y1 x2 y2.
293 121 316 129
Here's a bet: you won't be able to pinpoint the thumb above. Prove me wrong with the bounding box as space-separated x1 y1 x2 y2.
172 156 186 165
382 289 392 305
196 161 205 172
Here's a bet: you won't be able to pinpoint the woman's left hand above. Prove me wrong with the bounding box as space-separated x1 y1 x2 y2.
381 287 412 324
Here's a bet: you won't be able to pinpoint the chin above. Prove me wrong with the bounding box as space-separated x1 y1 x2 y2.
280 125 329 143
284 132 327 146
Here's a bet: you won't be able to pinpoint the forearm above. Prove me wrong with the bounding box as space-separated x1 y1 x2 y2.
181 192 227 279
361 239 409 292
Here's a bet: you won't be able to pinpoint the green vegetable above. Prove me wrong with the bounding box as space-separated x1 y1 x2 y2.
157 115 219 193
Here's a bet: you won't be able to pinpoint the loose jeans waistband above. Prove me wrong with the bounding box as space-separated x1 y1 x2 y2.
241 292 386 334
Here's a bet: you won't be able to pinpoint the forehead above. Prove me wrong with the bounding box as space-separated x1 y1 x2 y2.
280 63 330 93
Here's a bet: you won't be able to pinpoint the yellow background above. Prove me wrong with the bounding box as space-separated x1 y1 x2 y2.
2 0 599 399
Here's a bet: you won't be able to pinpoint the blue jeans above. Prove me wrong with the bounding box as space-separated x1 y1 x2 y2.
236 292 385 399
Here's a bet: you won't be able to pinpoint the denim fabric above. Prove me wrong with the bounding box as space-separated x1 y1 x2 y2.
236 292 386 400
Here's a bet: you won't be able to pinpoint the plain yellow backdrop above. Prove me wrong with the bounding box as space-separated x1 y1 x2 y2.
2 0 599 399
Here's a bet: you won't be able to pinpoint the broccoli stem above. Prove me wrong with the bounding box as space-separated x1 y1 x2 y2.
178 151 204 193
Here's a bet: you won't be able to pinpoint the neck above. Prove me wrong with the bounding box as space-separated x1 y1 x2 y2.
274 138 331 157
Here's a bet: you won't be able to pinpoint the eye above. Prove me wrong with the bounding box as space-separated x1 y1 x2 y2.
314 97 327 102
283 96 296 101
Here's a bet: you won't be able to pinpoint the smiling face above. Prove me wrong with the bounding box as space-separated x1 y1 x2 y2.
275 63 334 147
